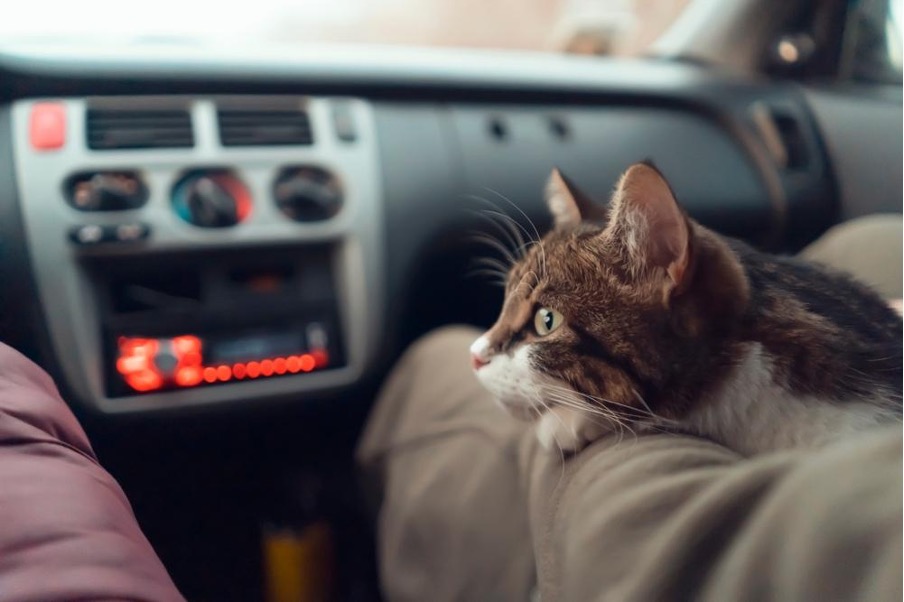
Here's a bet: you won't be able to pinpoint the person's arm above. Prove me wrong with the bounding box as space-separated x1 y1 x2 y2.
358 326 901 601
531 428 902 601
0 342 184 602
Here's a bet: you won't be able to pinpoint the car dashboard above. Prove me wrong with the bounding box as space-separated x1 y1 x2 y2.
0 44 851 417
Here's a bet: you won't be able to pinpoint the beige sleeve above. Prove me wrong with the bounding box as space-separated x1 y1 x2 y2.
358 327 902 602
529 427 902 602
800 214 902 299
356 326 536 602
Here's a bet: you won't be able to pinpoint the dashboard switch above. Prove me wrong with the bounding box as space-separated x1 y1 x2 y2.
273 167 343 222
69 222 150 246
331 101 357 142
70 224 105 245
65 171 148 211
29 102 66 150
113 222 150 242
172 170 252 228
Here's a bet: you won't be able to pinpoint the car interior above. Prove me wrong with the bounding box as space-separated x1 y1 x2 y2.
0 0 901 599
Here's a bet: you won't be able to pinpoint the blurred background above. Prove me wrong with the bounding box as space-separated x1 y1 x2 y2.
0 0 691 56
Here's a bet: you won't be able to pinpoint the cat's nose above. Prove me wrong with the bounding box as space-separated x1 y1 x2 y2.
469 336 491 371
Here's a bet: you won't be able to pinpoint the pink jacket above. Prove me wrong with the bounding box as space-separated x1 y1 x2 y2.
0 342 183 601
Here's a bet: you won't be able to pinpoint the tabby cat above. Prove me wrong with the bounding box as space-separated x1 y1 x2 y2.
471 162 902 455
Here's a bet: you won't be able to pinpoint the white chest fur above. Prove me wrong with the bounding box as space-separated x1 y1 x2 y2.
683 343 896 455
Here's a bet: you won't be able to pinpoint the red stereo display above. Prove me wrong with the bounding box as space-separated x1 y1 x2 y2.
115 327 331 393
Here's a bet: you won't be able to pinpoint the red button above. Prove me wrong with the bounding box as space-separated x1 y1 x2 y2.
29 102 66 150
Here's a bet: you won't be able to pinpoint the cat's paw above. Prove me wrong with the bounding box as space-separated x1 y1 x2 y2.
536 406 604 454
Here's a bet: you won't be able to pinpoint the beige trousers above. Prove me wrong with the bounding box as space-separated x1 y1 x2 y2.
357 215 903 602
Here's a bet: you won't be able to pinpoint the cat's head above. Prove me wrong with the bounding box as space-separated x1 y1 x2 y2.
470 162 748 422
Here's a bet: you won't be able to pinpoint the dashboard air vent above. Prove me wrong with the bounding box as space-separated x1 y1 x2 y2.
749 102 809 170
86 109 194 150
217 108 314 147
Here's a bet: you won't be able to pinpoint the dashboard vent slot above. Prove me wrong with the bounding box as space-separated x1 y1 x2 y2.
86 109 194 150
771 112 809 170
217 108 314 147
750 102 809 170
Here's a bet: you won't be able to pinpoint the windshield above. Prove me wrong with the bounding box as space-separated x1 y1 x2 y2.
0 0 689 56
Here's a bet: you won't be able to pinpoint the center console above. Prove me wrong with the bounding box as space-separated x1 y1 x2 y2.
11 96 384 413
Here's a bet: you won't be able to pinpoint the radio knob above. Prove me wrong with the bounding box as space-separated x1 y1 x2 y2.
172 170 252 228
273 167 343 222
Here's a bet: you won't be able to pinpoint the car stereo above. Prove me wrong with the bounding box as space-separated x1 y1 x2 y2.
90 241 347 398
113 322 338 395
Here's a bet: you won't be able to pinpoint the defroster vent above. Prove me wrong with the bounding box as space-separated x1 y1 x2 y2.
86 109 194 150
217 108 314 147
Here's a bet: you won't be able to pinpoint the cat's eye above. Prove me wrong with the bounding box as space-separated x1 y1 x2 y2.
534 307 564 336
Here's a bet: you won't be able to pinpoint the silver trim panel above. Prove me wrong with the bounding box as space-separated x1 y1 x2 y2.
12 96 384 413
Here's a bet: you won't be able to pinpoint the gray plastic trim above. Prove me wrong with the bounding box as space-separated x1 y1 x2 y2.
0 43 718 93
11 96 384 413
803 87 903 220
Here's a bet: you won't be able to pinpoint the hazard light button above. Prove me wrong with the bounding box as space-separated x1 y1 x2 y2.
29 102 66 150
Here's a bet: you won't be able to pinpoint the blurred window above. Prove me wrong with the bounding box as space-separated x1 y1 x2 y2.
0 0 689 57
842 0 903 83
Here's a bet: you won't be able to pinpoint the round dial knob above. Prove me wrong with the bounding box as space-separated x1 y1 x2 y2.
273 167 343 222
172 170 252 228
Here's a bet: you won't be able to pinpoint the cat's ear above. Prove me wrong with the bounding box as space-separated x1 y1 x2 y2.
606 162 692 292
545 168 601 229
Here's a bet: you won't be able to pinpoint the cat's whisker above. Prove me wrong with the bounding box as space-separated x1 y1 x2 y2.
518 241 551 284
542 384 678 435
466 267 507 280
481 186 549 279
479 188 541 244
522 270 542 289
465 195 536 254
474 207 531 259
540 389 600 412
510 276 534 298
464 269 507 288
540 390 594 419
607 410 633 445
552 399 632 444
631 389 654 414
559 385 671 422
629 389 679 425
466 257 508 286
542 389 653 446
493 218 530 259
542 391 629 429
543 392 622 422
542 384 652 417
469 233 518 268
467 207 526 260
471 256 511 275
865 355 898 363
515 240 541 261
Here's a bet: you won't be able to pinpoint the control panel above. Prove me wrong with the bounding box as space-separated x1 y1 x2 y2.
11 96 384 413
